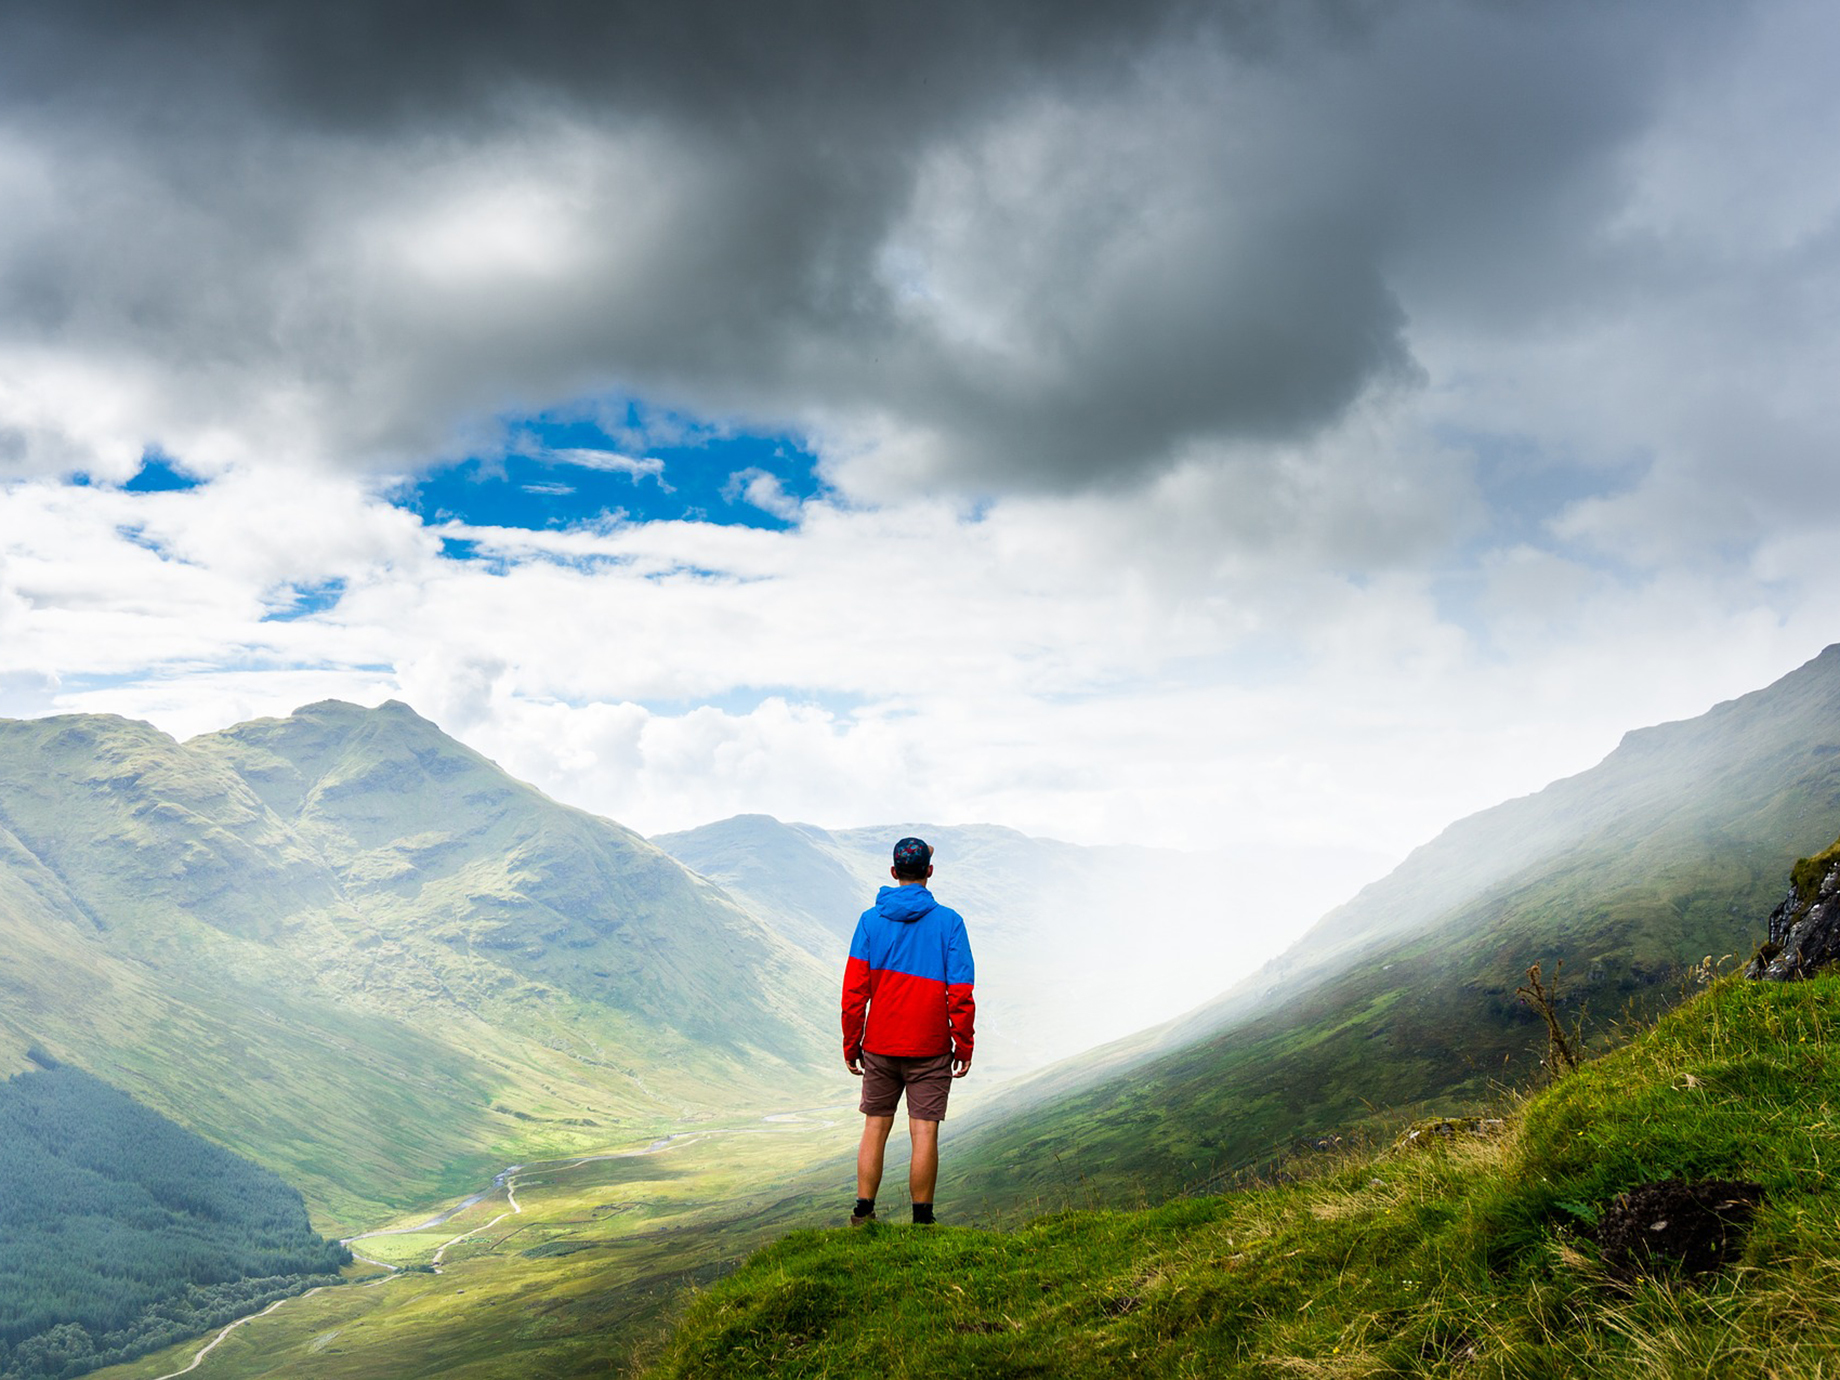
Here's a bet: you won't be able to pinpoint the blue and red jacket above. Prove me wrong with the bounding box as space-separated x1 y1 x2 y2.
842 885 975 1063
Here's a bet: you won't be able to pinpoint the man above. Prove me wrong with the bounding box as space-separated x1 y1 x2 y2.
840 836 975 1226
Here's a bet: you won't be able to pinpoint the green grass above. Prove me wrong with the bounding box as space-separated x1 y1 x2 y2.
646 975 1840 1377
1792 837 1840 907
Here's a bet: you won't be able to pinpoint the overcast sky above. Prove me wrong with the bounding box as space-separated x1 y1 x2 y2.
2 0 1838 945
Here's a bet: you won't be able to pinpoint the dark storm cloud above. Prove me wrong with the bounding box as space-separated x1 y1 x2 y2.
0 0 1746 491
4 1 1175 134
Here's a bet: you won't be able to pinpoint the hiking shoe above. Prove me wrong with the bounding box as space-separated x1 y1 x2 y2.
849 1210 876 1227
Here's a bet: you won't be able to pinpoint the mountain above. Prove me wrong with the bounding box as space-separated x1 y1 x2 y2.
0 701 837 1229
940 644 1840 1209
653 817 1239 1074
191 702 825 1062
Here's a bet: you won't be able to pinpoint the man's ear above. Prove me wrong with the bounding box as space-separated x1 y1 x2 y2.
925 864 934 879
890 865 899 880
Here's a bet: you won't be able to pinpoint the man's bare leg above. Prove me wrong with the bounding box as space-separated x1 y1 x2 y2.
909 1116 940 1205
857 1115 895 1201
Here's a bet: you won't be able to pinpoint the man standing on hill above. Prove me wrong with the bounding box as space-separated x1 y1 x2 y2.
841 836 975 1226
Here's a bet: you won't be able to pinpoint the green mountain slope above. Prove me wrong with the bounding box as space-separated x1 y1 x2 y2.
941 644 1840 1209
193 701 827 1065
0 702 838 1230
655 817 1231 1074
648 970 1840 1378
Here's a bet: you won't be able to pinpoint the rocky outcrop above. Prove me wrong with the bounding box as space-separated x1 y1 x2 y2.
1747 837 1840 980
1393 1115 1505 1151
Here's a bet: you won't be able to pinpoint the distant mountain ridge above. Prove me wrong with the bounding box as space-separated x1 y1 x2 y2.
0 700 837 1228
944 644 1840 1209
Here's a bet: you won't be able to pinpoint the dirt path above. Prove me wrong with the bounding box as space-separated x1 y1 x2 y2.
430 1171 522 1269
147 1286 334 1380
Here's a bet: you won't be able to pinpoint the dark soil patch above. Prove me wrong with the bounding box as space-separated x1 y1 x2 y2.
1597 1178 1762 1280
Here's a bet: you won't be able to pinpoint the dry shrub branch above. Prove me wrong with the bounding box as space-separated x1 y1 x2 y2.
1518 961 1583 1080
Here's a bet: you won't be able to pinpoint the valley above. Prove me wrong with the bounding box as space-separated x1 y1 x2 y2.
90 1108 863 1380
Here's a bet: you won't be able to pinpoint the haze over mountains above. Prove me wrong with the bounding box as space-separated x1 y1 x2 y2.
942 644 1840 1210
655 817 1244 1073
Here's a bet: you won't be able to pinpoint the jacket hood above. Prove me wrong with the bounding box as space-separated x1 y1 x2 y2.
874 884 938 924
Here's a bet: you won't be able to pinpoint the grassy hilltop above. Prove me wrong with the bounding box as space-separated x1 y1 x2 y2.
648 971 1840 1378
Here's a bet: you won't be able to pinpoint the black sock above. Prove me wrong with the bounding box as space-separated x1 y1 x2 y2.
854 1197 875 1217
911 1202 935 1224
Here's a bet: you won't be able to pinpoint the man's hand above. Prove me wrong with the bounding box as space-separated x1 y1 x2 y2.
846 1055 864 1077
951 1057 971 1079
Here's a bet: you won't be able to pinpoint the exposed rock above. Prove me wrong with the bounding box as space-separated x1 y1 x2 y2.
1597 1178 1762 1280
1747 840 1840 979
1393 1115 1504 1150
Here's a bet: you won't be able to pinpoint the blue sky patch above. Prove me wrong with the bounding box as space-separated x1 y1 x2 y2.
398 402 823 539
123 452 204 493
114 523 173 557
52 670 152 696
65 451 204 493
262 579 347 622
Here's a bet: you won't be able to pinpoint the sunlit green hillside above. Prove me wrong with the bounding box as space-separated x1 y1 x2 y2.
650 972 1840 1378
194 701 828 1075
0 702 842 1229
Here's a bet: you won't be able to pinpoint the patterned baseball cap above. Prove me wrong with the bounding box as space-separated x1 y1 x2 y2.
892 836 933 870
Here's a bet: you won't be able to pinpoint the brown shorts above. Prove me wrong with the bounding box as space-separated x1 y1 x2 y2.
859 1050 954 1121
